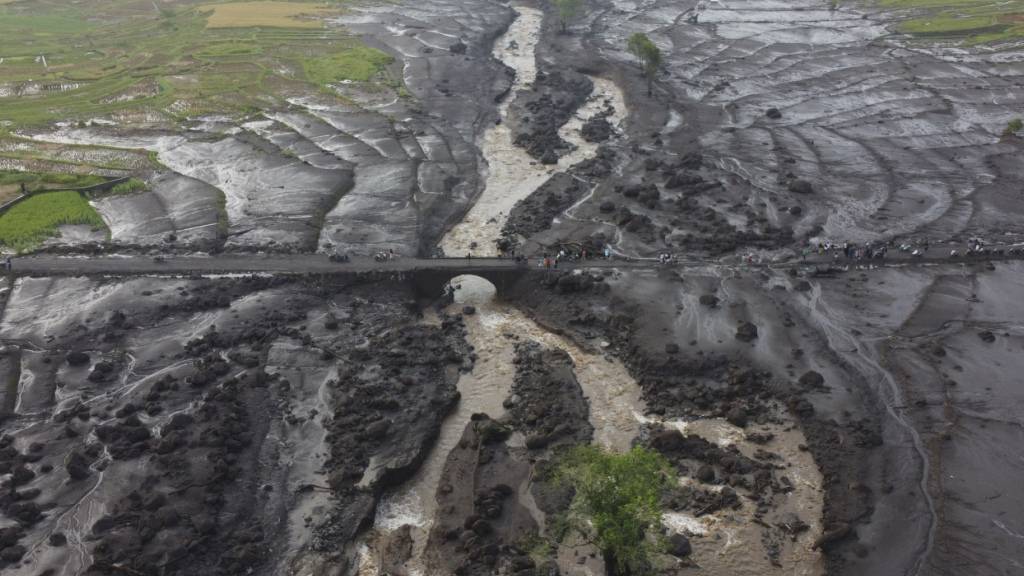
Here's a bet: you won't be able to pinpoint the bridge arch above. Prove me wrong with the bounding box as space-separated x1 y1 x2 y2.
410 266 527 302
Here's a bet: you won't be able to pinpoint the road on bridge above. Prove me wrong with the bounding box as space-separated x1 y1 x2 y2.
5 254 646 276
3 249 1020 277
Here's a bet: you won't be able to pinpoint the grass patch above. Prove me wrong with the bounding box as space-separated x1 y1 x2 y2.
304 45 394 84
0 170 107 190
107 177 147 195
0 190 106 252
200 2 335 29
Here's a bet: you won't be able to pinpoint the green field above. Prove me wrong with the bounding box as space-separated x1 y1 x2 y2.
106 178 148 196
883 0 1024 43
0 191 106 252
0 0 397 128
0 170 107 204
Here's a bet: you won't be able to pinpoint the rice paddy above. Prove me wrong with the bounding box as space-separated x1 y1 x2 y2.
200 2 338 29
883 0 1024 43
0 0 394 128
0 190 107 252
0 170 107 205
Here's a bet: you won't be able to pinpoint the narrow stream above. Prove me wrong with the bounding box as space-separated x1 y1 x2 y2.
438 5 625 257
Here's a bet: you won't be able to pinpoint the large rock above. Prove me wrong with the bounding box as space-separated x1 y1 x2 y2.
66 351 90 367
735 322 758 342
798 371 825 389
788 179 814 195
726 406 749 428
667 533 692 557
65 451 92 481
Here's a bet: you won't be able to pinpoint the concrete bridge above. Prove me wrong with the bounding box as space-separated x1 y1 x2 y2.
3 254 624 299
5 250 1022 300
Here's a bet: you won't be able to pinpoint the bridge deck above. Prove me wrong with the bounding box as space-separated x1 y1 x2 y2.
5 255 626 276
3 250 1020 277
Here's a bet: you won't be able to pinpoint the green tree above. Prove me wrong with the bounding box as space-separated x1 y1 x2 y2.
557 445 672 575
626 33 661 96
552 0 583 32
1004 118 1023 137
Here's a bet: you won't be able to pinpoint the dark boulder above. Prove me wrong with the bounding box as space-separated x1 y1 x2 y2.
667 533 692 557
66 351 90 367
665 171 703 189
788 179 814 195
0 544 26 563
678 151 702 170
735 322 758 342
581 115 613 143
798 371 825 389
0 526 22 547
699 294 719 308
726 406 748 428
65 451 92 481
765 107 782 119
695 464 715 483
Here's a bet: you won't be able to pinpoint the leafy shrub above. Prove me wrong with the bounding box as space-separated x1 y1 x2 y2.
556 445 673 575
1004 118 1023 137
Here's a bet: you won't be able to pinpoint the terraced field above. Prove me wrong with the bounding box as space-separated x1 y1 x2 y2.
883 0 1024 43
0 0 393 128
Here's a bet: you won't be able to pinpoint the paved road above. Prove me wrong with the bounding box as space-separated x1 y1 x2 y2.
4 254 639 276
3 249 1021 277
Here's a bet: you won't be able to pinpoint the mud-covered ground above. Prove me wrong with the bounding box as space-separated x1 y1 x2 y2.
3 0 1024 573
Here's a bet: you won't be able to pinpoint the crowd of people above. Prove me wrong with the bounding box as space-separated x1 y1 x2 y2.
802 241 891 261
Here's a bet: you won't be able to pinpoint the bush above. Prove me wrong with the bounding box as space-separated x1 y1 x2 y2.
1004 118 1023 137
557 445 673 575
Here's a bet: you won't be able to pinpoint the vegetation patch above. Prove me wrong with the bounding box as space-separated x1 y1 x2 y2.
0 170 107 204
303 45 394 84
0 0 385 128
200 2 335 29
107 178 148 195
883 0 1024 43
0 190 106 252
0 170 106 189
556 445 673 574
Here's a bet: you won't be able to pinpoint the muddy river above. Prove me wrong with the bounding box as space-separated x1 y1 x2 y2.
358 5 824 575
438 5 625 257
